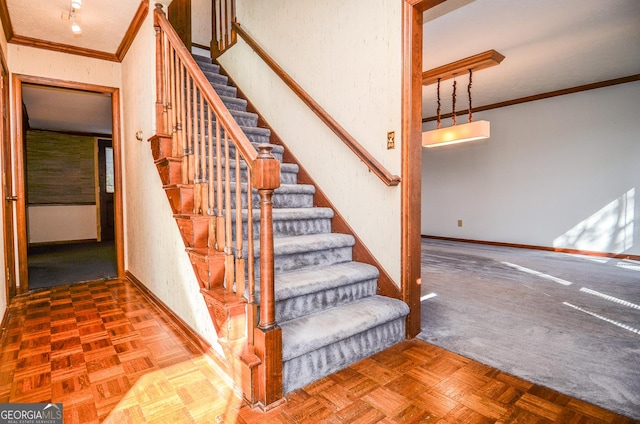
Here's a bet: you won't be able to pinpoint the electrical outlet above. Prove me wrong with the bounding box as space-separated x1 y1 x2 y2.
387 131 395 149
458 219 463 227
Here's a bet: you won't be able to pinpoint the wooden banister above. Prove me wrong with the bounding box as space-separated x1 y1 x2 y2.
232 22 401 187
154 4 281 408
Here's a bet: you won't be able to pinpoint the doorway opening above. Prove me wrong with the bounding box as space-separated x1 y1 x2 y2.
6 75 123 295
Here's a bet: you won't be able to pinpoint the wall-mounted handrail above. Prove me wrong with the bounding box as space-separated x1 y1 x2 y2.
232 22 401 187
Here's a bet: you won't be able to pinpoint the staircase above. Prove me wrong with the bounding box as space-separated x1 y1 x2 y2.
151 45 409 400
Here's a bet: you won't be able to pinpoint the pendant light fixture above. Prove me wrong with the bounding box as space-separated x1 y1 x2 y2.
422 50 504 148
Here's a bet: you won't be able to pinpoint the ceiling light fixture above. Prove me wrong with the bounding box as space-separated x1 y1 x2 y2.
69 0 82 35
70 10 81 35
422 51 504 148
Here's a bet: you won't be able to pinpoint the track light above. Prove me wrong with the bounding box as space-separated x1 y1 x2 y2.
70 10 81 35
69 0 82 35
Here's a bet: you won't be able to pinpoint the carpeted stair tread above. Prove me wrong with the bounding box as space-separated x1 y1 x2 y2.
281 295 409 361
233 207 333 222
193 55 220 71
269 233 355 257
275 262 378 301
219 95 248 112
202 69 228 85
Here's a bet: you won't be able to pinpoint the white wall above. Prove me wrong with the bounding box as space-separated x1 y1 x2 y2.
8 45 121 88
120 6 221 351
191 0 212 47
218 0 404 284
28 205 97 243
422 81 640 256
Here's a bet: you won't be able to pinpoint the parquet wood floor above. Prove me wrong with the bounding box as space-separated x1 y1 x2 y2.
0 279 636 423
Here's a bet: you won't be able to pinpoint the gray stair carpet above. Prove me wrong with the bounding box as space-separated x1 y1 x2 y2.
191 54 409 393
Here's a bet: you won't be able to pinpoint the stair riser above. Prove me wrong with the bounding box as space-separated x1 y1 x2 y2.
254 247 353 278
246 246 356 282
217 191 314 209
220 97 248 112
282 318 406 393
187 250 226 290
189 142 283 162
192 111 258 128
276 279 377 323
175 216 209 248
212 84 237 98
156 158 183 185
203 71 228 86
165 186 194 215
226 217 332 241
214 168 297 185
196 58 220 73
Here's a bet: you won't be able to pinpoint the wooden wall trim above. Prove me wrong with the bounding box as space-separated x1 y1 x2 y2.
0 0 13 42
422 235 640 262
116 0 149 62
423 74 640 122
14 74 118 94
219 65 401 300
9 35 119 62
401 1 424 338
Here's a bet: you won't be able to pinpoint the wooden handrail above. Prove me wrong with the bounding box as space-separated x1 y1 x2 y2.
232 22 401 187
157 9 257 165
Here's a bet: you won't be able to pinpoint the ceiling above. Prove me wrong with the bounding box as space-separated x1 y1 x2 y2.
5 0 149 135
5 0 640 133
422 0 640 120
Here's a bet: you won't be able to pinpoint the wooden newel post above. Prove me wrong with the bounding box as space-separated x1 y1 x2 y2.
251 144 283 407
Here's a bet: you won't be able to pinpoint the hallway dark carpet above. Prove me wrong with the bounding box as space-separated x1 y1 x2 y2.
27 241 117 290
418 238 640 420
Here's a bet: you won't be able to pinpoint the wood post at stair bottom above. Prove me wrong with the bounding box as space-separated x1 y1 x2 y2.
253 326 283 409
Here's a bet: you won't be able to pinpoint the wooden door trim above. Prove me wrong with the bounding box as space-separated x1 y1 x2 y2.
0 49 13 302
402 0 442 337
11 74 124 292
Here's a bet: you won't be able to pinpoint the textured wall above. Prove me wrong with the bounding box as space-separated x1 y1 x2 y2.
8 44 121 87
218 0 404 284
422 82 640 256
191 0 212 46
120 7 220 351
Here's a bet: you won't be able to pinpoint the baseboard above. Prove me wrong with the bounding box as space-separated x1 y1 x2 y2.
124 271 235 381
0 306 9 344
28 238 99 248
422 235 640 261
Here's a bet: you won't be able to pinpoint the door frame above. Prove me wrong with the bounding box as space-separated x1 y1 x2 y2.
401 0 445 337
9 74 124 294
0 51 14 302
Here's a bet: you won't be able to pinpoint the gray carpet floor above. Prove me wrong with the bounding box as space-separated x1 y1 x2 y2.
27 241 117 290
418 238 640 420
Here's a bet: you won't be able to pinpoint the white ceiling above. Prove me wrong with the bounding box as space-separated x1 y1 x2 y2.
7 0 640 133
6 0 142 53
422 0 640 119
